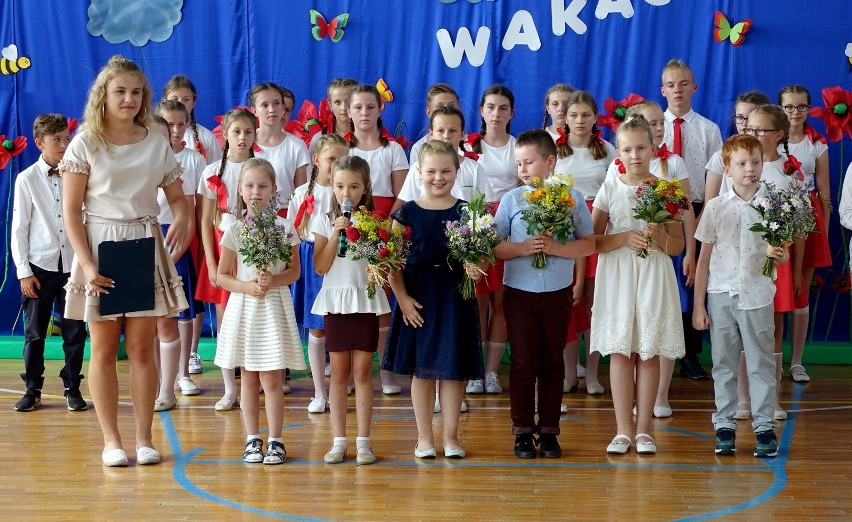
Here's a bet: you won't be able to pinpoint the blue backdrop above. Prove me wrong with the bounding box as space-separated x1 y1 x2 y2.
1 0 851 339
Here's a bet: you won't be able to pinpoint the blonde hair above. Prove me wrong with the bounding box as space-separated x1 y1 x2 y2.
541 83 575 128
661 58 694 82
235 157 276 216
616 115 654 149
626 101 668 178
298 134 348 236
81 55 152 154
418 139 460 171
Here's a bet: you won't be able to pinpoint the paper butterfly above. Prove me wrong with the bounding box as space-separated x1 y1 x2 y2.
310 10 349 42
376 79 393 104
713 11 751 47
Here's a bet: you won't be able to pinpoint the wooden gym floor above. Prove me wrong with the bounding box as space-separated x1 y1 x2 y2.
1 359 851 521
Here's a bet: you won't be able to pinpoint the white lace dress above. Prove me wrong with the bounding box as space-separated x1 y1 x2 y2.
590 177 685 361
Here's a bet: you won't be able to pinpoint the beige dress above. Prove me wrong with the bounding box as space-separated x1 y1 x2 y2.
59 129 188 322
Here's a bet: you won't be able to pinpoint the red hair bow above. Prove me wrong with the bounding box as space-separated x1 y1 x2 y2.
466 133 483 147
614 158 626 174
808 86 852 142
593 128 605 145
0 135 27 169
380 127 412 149
802 123 827 145
655 143 673 160
598 93 646 132
343 131 354 143
783 154 803 178
462 149 480 161
66 118 78 133
293 194 315 229
206 175 229 212
555 127 567 145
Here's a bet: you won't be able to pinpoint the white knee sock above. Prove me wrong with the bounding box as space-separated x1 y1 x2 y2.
774 352 783 411
157 338 181 401
308 333 327 398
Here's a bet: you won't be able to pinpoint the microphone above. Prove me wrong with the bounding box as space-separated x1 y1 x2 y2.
338 198 353 257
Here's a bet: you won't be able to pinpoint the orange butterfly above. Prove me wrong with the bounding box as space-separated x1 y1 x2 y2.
376 79 394 104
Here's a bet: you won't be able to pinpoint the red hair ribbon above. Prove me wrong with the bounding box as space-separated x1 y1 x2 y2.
803 123 827 145
293 194 315 229
206 175 229 213
462 149 480 161
555 127 567 145
343 131 354 143
466 132 483 147
655 143 673 160
614 158 626 174
593 129 605 146
66 118 78 133
784 154 804 179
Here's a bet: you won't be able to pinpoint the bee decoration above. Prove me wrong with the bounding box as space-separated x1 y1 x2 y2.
1 45 31 75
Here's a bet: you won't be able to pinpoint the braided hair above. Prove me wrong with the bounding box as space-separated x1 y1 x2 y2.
541 83 575 129
162 75 202 157
558 91 607 160
347 84 390 148
473 85 515 154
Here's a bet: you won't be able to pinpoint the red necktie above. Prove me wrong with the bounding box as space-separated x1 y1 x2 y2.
673 117 684 157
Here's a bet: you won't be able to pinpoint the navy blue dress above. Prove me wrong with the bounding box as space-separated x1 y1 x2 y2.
382 201 484 381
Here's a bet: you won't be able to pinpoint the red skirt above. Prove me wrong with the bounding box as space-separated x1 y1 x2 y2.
373 196 395 217
774 252 794 313
802 190 831 269
194 226 230 308
566 298 591 342
477 199 504 294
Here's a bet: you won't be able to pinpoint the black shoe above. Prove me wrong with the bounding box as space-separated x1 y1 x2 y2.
235 366 241 379
714 428 736 455
538 433 562 458
680 358 710 379
514 434 537 459
65 388 88 411
15 389 41 411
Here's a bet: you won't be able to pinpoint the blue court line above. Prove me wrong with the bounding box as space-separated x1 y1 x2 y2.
671 384 803 522
656 426 714 440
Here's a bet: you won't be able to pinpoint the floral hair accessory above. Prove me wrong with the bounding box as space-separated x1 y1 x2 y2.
0 135 26 170
598 93 645 132
808 86 852 142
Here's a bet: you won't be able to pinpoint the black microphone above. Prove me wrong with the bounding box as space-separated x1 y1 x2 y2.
337 198 353 257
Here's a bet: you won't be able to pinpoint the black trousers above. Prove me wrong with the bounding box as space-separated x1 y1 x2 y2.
683 202 704 359
21 263 87 389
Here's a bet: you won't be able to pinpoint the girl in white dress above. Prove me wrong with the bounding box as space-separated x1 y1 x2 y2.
311 156 391 465
591 116 685 455
213 158 304 465
61 56 190 467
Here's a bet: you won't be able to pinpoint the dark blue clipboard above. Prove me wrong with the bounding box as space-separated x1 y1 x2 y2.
97 237 155 316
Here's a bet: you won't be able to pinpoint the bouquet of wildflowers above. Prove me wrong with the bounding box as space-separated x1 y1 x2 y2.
521 173 579 269
345 207 411 298
631 178 691 258
749 179 815 277
238 195 295 273
445 192 501 299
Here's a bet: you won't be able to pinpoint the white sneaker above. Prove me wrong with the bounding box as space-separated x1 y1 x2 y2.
308 396 328 413
774 409 787 421
484 371 502 394
460 400 468 413
466 379 484 394
177 376 200 396
188 352 203 374
561 403 568 413
324 364 332 377
282 380 291 395
586 381 605 395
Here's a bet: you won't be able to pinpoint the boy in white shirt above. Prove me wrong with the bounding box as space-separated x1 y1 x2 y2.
693 134 786 458
11 114 88 412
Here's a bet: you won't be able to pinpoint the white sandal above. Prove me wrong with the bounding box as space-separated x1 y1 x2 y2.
635 433 657 454
606 434 632 454
789 364 811 382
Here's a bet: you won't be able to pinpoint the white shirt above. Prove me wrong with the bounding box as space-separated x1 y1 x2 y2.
158 147 205 224
256 132 311 202
348 142 409 198
287 182 334 242
785 137 828 190
477 136 517 200
839 162 852 264
183 123 222 164
555 142 618 201
398 156 496 203
606 154 689 182
11 157 74 277
408 134 430 165
716 154 795 196
197 159 243 229
695 188 776 310
664 109 723 202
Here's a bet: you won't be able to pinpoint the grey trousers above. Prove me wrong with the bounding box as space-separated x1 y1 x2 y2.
707 293 779 433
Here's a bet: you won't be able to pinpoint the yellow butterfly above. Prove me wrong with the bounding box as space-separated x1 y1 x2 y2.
376 78 394 104
713 11 751 47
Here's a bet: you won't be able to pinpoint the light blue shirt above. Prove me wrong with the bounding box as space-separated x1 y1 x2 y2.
496 185 593 293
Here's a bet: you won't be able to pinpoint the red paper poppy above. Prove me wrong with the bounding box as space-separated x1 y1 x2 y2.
0 135 27 169
810 274 824 293
808 86 852 142
831 273 850 293
598 93 646 132
284 100 323 147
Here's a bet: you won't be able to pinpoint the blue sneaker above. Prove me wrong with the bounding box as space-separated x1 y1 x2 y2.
754 430 778 458
715 428 736 455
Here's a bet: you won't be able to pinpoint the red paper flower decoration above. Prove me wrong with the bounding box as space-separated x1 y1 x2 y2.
808 86 852 142
810 274 824 293
831 273 850 293
284 100 323 147
0 135 27 169
598 93 645 132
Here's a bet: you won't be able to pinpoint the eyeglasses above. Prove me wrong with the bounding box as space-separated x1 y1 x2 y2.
782 104 810 113
733 115 748 124
743 128 778 137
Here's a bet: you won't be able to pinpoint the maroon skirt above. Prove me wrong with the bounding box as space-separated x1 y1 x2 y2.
324 313 379 352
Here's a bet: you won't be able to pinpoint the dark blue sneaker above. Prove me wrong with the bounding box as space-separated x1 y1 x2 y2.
715 428 736 455
754 430 778 458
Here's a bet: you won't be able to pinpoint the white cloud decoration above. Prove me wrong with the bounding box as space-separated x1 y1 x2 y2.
87 0 183 46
